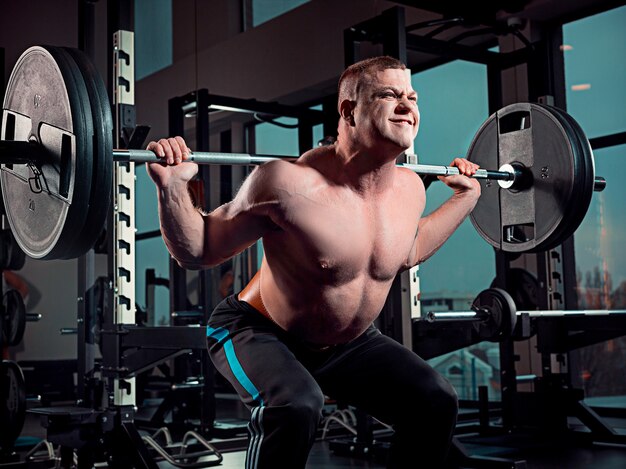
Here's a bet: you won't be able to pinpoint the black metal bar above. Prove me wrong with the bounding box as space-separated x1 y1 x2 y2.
195 88 214 317
1 47 5 107
589 131 626 150
321 94 338 140
136 229 161 241
381 7 407 64
167 95 188 316
406 33 499 65
343 28 359 68
0 140 51 164
122 325 208 350
123 348 192 377
78 0 97 58
181 92 323 122
298 119 314 154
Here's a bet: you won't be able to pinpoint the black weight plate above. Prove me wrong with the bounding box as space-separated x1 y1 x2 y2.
0 230 9 270
465 113 501 250
468 103 581 253
491 268 539 311
3 289 26 347
62 48 113 257
0 303 4 351
4 230 26 271
537 105 595 251
1 46 93 259
0 360 27 450
473 288 517 342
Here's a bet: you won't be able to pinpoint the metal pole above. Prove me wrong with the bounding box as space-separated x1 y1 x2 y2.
425 309 626 322
112 149 517 181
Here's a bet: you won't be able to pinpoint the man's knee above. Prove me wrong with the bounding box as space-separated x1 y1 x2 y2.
403 374 458 422
433 377 459 419
282 388 325 427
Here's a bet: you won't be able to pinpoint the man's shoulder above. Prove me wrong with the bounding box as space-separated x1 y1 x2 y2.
247 155 319 201
396 164 425 184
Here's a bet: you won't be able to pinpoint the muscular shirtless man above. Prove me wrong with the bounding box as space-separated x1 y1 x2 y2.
146 56 480 469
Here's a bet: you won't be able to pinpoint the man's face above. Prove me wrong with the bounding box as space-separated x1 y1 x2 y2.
353 68 420 151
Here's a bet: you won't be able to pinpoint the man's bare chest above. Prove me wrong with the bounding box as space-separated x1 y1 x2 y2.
272 191 419 281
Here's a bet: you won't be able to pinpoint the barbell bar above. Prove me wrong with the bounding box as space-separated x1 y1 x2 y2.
425 308 626 322
420 288 626 343
0 45 611 260
0 141 608 192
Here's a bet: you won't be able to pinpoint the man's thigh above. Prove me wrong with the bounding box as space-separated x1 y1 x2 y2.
315 326 452 423
207 296 322 408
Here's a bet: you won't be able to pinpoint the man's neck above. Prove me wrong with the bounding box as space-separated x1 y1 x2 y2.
333 138 401 196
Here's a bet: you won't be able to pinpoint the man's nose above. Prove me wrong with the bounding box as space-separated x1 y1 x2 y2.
396 97 414 113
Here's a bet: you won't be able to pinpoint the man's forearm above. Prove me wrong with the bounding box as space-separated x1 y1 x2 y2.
415 191 479 264
157 182 207 268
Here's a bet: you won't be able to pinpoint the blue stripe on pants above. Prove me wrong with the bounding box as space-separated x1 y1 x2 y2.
207 325 265 406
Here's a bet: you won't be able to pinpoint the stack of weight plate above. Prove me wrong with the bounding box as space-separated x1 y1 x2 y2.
0 230 29 455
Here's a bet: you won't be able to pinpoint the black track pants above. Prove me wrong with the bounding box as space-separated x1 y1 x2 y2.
206 295 458 469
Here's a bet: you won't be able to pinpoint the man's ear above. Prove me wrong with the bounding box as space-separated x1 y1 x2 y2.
339 99 355 125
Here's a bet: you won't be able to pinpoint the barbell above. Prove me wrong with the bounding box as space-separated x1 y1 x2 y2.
0 46 607 260
424 287 626 342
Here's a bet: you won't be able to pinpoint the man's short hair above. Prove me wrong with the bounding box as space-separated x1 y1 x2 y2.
338 56 406 109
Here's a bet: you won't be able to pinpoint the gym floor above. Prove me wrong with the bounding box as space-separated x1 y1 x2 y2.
14 398 626 468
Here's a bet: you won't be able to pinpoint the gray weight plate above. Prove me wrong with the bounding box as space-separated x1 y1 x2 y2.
1 46 93 259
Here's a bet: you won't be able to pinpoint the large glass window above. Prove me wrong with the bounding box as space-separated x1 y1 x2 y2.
411 60 498 400
563 6 626 139
254 117 301 155
563 6 626 399
249 0 311 28
564 5 626 309
411 60 495 299
135 0 173 80
574 145 626 311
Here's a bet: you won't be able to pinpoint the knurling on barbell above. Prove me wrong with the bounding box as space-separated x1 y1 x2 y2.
0 45 607 260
